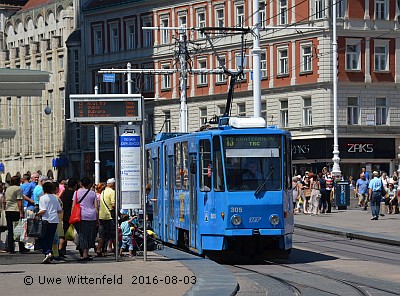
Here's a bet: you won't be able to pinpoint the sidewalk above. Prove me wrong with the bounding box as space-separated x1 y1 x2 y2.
294 204 400 246
0 234 238 296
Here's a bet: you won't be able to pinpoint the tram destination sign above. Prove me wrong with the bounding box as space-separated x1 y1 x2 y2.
69 94 142 123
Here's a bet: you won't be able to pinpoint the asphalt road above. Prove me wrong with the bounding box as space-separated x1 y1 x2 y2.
227 228 400 295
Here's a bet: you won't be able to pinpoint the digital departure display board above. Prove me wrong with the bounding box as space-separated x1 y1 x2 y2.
70 94 142 123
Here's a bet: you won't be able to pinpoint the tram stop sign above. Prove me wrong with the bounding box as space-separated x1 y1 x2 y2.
334 180 350 210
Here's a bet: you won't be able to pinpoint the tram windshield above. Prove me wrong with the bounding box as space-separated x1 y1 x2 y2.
222 135 282 192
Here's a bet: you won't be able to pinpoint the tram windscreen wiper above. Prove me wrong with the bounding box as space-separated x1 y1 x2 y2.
254 167 274 196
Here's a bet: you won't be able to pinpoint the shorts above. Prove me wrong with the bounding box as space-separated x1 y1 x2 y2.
120 236 133 251
98 219 116 240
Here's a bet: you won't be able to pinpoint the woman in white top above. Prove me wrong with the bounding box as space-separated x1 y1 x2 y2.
36 181 62 263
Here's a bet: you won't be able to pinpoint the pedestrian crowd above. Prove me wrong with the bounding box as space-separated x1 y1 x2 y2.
292 167 399 220
0 173 143 264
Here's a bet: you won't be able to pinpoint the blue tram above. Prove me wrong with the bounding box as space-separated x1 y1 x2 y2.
145 117 294 258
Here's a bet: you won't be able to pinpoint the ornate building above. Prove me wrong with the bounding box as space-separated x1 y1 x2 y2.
0 0 76 181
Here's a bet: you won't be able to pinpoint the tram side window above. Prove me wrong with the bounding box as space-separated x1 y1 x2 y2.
182 142 189 190
213 136 225 192
285 136 292 190
174 143 181 189
146 149 153 189
199 139 212 191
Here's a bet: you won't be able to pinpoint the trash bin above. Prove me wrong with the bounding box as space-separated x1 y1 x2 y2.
334 180 350 210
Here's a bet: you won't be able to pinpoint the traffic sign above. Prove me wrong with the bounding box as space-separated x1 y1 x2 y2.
103 73 115 83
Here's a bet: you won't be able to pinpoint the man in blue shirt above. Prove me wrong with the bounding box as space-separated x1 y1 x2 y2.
20 173 36 211
368 171 384 220
356 173 369 211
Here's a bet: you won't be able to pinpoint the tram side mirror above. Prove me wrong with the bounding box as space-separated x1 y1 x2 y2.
190 161 196 174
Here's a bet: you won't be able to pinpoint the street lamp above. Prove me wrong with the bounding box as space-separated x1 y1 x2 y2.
331 0 341 177
44 100 52 115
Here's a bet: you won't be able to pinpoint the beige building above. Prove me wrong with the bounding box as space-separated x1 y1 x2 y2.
0 0 76 181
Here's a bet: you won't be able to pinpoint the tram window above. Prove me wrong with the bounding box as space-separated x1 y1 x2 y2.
146 149 153 188
199 139 212 191
213 136 225 192
174 143 181 189
182 142 189 190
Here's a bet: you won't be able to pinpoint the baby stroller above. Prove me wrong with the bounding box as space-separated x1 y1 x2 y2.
132 226 163 255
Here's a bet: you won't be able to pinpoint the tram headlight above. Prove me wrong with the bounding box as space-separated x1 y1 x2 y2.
231 214 242 226
269 214 280 226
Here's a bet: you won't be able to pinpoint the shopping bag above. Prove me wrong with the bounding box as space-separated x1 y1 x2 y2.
65 224 75 241
69 202 81 224
13 219 25 241
26 217 44 238
73 227 79 246
19 219 33 243
0 210 7 227
0 210 7 231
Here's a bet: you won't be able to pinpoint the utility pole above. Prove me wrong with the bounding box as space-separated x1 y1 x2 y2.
178 27 188 132
252 0 261 118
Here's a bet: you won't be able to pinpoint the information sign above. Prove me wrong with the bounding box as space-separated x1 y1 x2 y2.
69 94 142 123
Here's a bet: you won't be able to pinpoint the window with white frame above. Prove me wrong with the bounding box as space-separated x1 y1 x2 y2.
178 14 187 27
161 17 169 44
314 0 324 20
216 7 224 27
110 24 119 52
347 97 359 125
143 64 154 91
278 47 288 75
376 97 387 125
143 18 152 47
375 0 388 20
301 44 312 72
303 97 312 126
216 56 226 83
261 51 267 78
199 108 207 125
346 39 361 70
261 100 267 120
280 100 289 127
93 26 102 54
374 40 389 71
236 4 244 27
218 105 225 117
126 21 135 50
237 103 246 116
337 0 347 17
197 10 206 38
198 60 207 85
163 111 171 132
161 64 171 89
259 2 266 27
279 0 288 25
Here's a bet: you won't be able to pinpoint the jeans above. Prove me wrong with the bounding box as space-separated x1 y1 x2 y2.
370 191 381 218
5 211 25 252
41 222 58 255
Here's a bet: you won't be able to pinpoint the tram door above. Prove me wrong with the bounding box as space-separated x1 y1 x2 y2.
166 155 175 241
189 154 197 249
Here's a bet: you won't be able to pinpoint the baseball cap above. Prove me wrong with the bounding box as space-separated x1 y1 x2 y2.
107 178 115 184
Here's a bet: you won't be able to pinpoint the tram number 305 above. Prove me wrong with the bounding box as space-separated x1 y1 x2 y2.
230 207 243 213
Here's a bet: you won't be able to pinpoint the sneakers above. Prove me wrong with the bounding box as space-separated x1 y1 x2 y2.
42 254 52 264
371 216 378 220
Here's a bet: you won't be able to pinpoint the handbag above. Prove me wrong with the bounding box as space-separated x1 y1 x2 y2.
69 189 90 224
26 217 44 238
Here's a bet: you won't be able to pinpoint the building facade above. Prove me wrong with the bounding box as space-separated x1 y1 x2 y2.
2 0 400 182
77 0 400 180
0 0 76 181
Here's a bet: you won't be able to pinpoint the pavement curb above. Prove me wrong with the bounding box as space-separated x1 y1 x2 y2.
295 223 400 246
156 247 239 296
